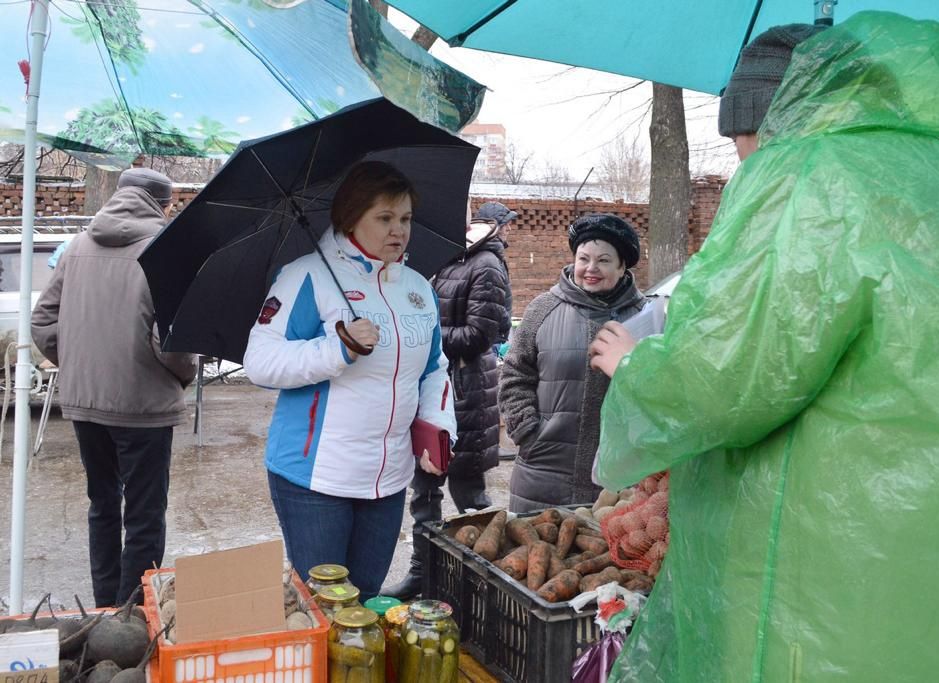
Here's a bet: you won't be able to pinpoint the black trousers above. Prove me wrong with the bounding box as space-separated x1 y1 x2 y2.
73 421 173 607
408 465 490 571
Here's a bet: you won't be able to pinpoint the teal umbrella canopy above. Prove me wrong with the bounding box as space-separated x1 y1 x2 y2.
385 0 939 94
0 0 485 169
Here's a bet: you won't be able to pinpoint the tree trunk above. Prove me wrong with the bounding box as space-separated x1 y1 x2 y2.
411 25 438 50
647 83 691 285
83 166 120 215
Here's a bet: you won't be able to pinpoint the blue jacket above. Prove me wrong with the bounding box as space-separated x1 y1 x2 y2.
244 228 456 499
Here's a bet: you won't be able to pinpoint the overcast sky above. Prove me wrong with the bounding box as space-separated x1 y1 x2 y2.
389 10 739 181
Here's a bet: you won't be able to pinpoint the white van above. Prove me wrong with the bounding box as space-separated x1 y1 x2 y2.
0 232 78 368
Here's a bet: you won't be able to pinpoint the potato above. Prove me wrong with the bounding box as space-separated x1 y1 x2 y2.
159 599 176 629
618 487 637 502
593 506 615 523
592 489 619 513
287 612 314 630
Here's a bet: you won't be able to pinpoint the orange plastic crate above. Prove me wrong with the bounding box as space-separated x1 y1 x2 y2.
142 568 328 683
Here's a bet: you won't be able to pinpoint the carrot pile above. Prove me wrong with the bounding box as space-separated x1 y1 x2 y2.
601 472 670 578
449 508 654 603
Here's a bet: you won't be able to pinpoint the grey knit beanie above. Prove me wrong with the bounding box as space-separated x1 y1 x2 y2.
118 167 173 205
718 23 827 138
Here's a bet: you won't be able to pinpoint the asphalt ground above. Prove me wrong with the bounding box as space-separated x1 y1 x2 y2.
0 380 513 613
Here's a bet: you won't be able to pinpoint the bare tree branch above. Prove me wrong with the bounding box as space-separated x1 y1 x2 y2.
503 142 533 184
598 136 650 202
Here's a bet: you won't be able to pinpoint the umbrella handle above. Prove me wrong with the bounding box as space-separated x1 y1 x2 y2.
336 320 374 356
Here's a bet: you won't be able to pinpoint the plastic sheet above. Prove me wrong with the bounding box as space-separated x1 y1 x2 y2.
571 633 624 683
595 13 939 681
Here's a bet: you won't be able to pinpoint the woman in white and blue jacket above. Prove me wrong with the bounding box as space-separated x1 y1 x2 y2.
244 161 456 601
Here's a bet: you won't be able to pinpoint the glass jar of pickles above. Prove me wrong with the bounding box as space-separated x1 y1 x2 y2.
328 607 385 683
363 597 401 626
362 599 404 682
398 600 460 683
383 604 409 683
307 564 354 595
315 583 361 624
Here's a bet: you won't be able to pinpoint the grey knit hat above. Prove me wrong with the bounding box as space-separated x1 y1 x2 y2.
118 167 173 205
718 23 827 138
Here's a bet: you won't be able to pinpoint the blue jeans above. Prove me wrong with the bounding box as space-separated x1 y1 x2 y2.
267 472 406 602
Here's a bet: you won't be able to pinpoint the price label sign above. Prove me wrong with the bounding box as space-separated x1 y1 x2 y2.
0 629 58 683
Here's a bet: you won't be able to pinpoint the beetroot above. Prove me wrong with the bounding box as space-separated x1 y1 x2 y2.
86 587 148 669
5 594 53 633
86 660 121 683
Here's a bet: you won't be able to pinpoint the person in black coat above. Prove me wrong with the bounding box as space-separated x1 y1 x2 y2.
473 201 517 345
383 200 510 600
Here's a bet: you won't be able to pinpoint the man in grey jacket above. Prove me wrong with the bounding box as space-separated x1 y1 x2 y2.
32 168 196 607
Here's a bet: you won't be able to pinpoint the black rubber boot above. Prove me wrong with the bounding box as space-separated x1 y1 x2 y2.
381 469 445 600
381 565 423 601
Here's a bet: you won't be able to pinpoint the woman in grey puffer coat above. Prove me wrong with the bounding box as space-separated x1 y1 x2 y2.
499 214 645 512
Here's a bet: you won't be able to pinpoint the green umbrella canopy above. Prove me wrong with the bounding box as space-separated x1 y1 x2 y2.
0 0 485 169
385 0 939 95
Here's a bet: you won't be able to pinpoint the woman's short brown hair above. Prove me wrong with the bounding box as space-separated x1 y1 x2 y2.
330 161 419 235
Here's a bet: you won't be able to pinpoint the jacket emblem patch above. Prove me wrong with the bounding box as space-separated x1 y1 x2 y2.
408 291 425 309
344 290 366 301
258 296 281 325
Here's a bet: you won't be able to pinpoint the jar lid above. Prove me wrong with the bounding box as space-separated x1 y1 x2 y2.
316 583 360 603
308 564 350 582
364 596 402 616
408 599 453 621
385 604 410 625
334 606 379 628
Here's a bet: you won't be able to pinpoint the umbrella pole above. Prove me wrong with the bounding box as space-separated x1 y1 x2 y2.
310 240 374 358
293 211 373 357
814 0 837 25
9 0 50 616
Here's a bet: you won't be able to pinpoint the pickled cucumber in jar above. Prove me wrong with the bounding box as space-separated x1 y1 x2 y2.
308 564 355 596
329 607 385 683
316 583 362 624
383 604 409 682
398 600 460 683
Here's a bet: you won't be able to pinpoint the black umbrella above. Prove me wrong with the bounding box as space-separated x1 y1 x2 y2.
139 98 479 363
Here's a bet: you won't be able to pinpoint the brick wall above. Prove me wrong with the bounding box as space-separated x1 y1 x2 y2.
1 176 727 316
0 182 201 218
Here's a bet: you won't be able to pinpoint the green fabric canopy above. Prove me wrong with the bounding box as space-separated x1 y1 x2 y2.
596 12 939 682
0 0 484 170
386 0 939 94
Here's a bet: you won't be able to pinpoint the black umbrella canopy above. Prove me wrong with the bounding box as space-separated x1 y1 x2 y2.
139 98 479 363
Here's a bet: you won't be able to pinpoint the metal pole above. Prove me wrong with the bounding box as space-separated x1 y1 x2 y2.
814 0 837 26
572 167 595 219
10 0 50 616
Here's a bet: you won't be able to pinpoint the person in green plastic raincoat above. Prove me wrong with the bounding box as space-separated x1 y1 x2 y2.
588 12 939 682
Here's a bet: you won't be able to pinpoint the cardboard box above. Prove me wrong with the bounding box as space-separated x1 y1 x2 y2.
174 540 286 644
0 629 58 683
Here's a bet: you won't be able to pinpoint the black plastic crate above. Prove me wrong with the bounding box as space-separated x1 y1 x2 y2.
419 514 601 683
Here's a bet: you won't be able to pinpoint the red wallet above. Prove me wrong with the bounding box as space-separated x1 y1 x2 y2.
411 418 452 472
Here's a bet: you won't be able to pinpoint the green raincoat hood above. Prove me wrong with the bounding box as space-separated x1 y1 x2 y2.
597 12 939 682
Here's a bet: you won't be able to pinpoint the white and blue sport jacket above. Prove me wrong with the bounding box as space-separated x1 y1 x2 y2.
244 229 456 499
